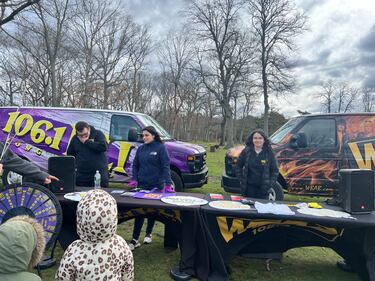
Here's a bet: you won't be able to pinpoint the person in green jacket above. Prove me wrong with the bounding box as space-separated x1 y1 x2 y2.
0 215 46 281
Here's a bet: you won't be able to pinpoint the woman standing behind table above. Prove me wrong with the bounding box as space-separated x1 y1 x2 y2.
127 126 174 250
235 129 279 199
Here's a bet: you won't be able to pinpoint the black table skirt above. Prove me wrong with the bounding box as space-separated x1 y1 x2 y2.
56 189 375 281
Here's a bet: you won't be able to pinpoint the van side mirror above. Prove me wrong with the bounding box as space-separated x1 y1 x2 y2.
290 133 307 149
128 128 140 142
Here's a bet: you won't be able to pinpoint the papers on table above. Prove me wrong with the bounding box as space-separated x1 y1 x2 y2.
254 202 295 215
161 196 208 206
297 207 356 219
64 192 88 202
209 200 251 210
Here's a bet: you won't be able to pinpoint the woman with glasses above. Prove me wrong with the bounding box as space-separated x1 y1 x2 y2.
127 126 173 250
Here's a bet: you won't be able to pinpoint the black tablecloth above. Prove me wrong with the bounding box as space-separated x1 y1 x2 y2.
56 189 211 279
56 189 375 281
200 198 375 281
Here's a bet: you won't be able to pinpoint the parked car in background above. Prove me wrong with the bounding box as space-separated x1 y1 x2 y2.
222 113 375 200
0 107 208 191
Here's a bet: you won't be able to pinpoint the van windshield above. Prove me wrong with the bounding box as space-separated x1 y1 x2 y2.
137 115 172 140
270 117 301 144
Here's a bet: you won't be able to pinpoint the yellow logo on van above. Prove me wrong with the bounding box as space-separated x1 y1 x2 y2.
348 142 375 169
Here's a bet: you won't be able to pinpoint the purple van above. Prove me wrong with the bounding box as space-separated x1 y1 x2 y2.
0 107 208 191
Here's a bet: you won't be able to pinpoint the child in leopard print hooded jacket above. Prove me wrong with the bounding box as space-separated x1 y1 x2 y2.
55 189 134 281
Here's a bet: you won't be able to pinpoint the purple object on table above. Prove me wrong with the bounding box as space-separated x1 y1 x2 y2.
133 188 176 200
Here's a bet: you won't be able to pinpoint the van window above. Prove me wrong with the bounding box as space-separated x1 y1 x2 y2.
111 115 141 141
137 114 172 140
297 119 336 147
270 117 301 144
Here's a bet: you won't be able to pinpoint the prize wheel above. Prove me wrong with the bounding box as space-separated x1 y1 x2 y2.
0 182 62 249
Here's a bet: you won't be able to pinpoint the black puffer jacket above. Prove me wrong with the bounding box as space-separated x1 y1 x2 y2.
235 146 279 196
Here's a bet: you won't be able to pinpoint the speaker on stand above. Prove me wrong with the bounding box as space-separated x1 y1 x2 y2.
338 169 375 214
48 156 76 194
37 156 76 270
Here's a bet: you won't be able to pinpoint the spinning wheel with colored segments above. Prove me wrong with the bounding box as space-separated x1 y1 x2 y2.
0 183 62 249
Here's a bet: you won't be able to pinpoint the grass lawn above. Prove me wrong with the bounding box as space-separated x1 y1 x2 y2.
37 145 358 280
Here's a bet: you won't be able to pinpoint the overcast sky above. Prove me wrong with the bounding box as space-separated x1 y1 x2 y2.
124 0 375 117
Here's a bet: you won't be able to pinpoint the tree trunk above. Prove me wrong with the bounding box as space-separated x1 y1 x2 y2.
262 62 269 135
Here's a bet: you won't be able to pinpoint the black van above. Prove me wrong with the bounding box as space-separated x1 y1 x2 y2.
222 113 375 200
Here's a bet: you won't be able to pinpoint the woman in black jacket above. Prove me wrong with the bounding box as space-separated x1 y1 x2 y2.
235 129 279 199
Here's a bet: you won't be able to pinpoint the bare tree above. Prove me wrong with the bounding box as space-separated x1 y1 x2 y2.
336 83 357 113
317 80 358 113
91 13 136 109
67 0 118 107
0 54 22 105
246 0 306 135
2 0 72 106
157 31 195 136
123 25 151 112
0 0 39 26
362 87 375 112
316 80 335 113
185 0 254 147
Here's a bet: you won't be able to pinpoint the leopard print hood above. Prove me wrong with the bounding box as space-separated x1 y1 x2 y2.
77 189 118 243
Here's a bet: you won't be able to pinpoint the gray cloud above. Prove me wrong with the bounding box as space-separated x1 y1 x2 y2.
296 0 327 13
358 24 375 53
326 69 343 78
359 54 375 67
363 71 375 88
124 0 375 115
125 0 184 34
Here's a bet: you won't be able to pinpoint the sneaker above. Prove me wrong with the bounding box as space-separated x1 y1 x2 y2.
143 234 152 244
336 260 355 272
129 239 140 251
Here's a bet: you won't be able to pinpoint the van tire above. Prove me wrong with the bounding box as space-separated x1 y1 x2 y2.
268 182 284 201
2 169 23 188
171 170 183 192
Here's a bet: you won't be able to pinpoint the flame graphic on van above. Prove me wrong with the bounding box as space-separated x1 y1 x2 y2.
279 159 337 187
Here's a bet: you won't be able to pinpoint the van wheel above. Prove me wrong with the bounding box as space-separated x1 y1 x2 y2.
268 182 284 201
171 170 183 192
2 169 23 188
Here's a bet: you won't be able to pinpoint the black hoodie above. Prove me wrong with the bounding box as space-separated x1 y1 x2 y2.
67 126 108 174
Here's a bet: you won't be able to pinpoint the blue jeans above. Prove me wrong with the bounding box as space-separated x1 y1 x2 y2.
132 217 155 240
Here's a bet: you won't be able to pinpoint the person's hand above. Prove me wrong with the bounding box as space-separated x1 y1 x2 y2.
127 180 138 188
163 185 175 193
78 135 89 143
0 164 3 175
44 175 59 184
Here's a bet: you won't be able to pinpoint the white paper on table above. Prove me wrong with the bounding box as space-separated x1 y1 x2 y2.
254 202 295 215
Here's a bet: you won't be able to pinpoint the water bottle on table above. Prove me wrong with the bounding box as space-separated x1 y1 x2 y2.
94 170 101 189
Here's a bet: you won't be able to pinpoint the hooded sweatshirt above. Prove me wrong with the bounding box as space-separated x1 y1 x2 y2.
0 216 45 281
66 126 108 174
0 142 49 183
55 189 134 281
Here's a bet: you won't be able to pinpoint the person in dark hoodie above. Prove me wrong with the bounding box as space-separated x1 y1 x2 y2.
0 143 58 185
67 121 108 187
0 215 45 281
235 129 279 199
127 126 173 250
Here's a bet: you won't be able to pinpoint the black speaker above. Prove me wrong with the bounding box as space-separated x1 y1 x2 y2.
48 156 76 194
338 169 375 214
